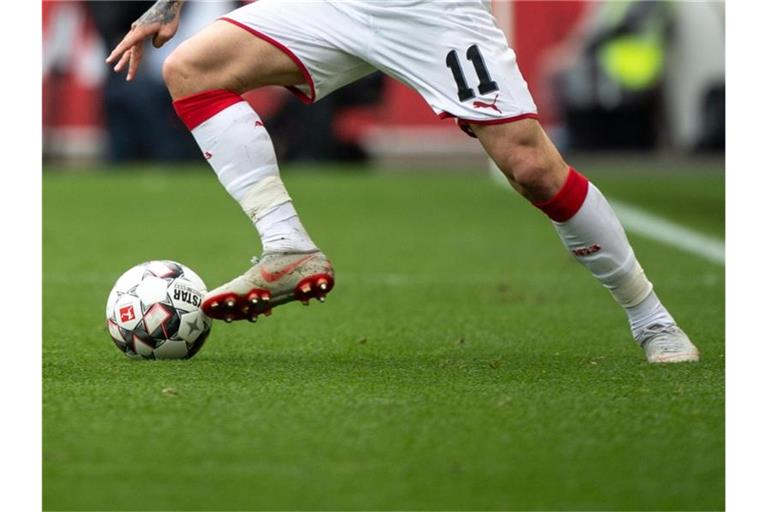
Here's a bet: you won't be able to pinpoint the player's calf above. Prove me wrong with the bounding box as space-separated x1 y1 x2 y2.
164 21 328 324
171 89 326 323
472 119 699 363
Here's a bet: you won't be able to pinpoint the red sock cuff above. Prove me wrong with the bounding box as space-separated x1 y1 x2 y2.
172 89 245 130
534 167 589 222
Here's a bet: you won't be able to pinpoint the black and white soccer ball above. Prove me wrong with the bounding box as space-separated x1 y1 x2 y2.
105 260 212 360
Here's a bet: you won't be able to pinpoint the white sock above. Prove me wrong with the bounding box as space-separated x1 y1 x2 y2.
173 90 317 255
255 202 318 254
625 290 675 339
537 169 675 340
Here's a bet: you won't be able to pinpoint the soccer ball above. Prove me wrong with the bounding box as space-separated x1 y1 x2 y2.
105 260 212 360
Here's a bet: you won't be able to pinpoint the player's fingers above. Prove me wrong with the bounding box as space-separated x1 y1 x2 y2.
106 41 121 64
112 49 132 73
127 45 144 82
106 25 152 64
106 32 137 64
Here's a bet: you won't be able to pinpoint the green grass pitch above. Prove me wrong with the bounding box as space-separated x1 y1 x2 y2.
43 162 724 510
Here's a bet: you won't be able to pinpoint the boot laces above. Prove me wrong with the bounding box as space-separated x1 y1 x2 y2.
638 323 684 351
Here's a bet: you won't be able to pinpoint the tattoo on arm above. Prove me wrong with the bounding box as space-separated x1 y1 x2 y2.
135 0 184 26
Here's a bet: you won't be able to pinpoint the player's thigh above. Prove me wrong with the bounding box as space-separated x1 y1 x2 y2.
163 20 304 99
369 1 537 125
221 0 376 104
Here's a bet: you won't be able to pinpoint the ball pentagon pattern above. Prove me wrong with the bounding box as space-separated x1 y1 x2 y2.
106 261 212 360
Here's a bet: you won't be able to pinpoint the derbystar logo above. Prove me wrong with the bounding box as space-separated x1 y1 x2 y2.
571 244 601 257
119 305 136 322
173 287 202 307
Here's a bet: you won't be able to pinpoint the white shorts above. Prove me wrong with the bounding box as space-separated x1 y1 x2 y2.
222 0 538 133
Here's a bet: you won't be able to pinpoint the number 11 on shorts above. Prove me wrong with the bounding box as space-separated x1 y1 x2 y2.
445 44 499 102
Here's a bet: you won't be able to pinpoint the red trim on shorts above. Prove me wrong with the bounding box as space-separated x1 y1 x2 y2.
172 89 244 130
438 112 539 124
439 111 540 137
219 17 316 104
533 167 590 222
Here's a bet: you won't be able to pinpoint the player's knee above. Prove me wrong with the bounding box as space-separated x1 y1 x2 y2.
163 50 192 98
474 120 568 201
162 47 211 99
502 147 563 201
163 47 251 100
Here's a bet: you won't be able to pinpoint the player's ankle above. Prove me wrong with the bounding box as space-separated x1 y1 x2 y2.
627 290 676 341
256 202 318 255
260 240 319 255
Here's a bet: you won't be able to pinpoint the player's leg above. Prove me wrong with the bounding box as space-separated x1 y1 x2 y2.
364 0 697 362
162 19 333 322
163 22 305 99
472 119 698 363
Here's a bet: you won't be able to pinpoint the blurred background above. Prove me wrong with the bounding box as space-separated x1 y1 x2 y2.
42 0 725 169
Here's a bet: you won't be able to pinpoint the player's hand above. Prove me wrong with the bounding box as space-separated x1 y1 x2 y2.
105 0 184 81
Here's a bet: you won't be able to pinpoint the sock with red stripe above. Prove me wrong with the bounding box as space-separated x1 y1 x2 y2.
534 168 674 339
172 89 317 254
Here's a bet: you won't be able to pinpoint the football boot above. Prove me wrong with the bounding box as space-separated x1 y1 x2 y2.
202 250 334 322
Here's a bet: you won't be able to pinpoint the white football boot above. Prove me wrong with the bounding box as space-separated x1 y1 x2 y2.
201 250 334 323
636 324 700 363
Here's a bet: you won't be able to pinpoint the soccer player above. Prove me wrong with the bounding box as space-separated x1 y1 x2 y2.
106 0 699 363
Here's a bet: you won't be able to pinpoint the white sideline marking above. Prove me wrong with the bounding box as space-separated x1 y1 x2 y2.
609 200 725 265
